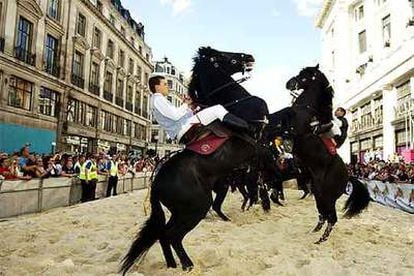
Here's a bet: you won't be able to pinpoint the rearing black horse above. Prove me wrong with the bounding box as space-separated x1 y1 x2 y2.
120 48 270 274
266 66 370 243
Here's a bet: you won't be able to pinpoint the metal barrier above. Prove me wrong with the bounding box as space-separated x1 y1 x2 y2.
0 172 150 219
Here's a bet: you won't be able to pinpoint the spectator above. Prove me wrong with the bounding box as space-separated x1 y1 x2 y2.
0 158 32 180
61 157 77 177
106 155 119 197
18 146 37 176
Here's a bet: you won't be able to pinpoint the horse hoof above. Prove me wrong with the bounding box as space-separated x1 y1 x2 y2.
314 237 327 244
182 265 194 272
167 262 177 268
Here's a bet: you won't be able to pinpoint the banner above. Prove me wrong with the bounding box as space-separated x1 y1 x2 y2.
359 179 414 214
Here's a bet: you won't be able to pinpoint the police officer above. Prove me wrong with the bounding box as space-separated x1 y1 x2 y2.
106 154 119 197
84 153 98 201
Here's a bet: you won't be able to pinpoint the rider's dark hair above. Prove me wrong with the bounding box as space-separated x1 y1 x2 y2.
337 107 346 116
148 75 165 93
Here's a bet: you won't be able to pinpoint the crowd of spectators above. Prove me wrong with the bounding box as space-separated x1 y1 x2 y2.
348 154 414 184
0 144 156 182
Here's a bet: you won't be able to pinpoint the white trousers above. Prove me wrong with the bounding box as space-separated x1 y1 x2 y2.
177 105 228 141
327 117 342 137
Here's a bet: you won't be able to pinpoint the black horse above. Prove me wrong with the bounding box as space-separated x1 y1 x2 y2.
120 48 271 274
266 65 370 243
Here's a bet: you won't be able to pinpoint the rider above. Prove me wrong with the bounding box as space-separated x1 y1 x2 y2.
149 75 251 143
312 107 348 148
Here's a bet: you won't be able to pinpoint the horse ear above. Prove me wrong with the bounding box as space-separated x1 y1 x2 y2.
315 64 320 69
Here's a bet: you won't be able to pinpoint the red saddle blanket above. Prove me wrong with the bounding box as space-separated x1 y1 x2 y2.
321 137 337 156
186 134 229 155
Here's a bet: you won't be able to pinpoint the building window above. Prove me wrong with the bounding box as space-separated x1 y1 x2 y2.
354 5 364 21
72 51 84 88
116 78 124 107
89 62 100 95
119 49 125 67
142 93 148 118
104 71 113 101
8 76 32 110
44 34 59 77
47 0 60 20
136 65 142 81
121 26 126 36
125 119 131 136
86 105 97 127
382 15 391 47
144 72 149 85
15 17 35 65
139 45 142 54
110 15 116 26
126 85 133 111
128 58 134 74
167 80 173 89
76 13 86 37
107 40 114 59
358 30 367 53
93 27 101 49
39 87 60 117
134 89 141 114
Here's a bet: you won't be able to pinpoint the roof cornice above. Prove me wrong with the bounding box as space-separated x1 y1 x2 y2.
315 0 335 28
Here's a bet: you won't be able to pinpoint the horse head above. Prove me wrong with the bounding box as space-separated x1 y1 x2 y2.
188 47 255 105
285 65 334 126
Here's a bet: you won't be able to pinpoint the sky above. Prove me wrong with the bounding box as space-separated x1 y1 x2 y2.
122 0 324 112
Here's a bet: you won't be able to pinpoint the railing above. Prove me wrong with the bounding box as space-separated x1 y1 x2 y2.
45 63 60 77
0 37 5 53
115 96 124 107
71 73 85 89
89 83 100 96
134 107 141 115
103 90 113 102
14 46 36 66
125 102 133 112
0 173 150 219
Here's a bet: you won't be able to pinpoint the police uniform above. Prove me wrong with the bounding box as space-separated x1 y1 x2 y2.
106 159 118 197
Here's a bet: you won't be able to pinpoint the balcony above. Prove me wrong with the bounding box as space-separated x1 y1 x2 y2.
115 96 124 107
0 37 4 53
125 102 133 112
45 62 60 77
71 73 85 89
14 46 36 66
103 90 113 102
89 83 100 96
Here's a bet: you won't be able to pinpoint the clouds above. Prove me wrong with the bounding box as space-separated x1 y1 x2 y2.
292 0 323 17
160 0 192 16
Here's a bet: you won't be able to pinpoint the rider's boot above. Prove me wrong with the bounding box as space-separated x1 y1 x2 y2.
222 113 252 133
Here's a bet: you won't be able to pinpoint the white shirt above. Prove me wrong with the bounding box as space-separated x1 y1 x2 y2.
151 93 194 139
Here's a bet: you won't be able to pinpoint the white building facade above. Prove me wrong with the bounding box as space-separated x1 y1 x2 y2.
316 0 414 163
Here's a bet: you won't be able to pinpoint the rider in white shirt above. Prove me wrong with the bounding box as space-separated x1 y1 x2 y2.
149 75 250 142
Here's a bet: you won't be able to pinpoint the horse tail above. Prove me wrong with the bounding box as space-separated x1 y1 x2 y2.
120 188 165 275
343 176 370 218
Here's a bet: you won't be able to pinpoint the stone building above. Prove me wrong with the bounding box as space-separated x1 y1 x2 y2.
0 0 153 155
316 0 414 163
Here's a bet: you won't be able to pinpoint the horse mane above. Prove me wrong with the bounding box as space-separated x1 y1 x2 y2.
188 47 211 101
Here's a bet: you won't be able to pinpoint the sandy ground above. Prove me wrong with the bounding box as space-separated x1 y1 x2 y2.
0 189 413 276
